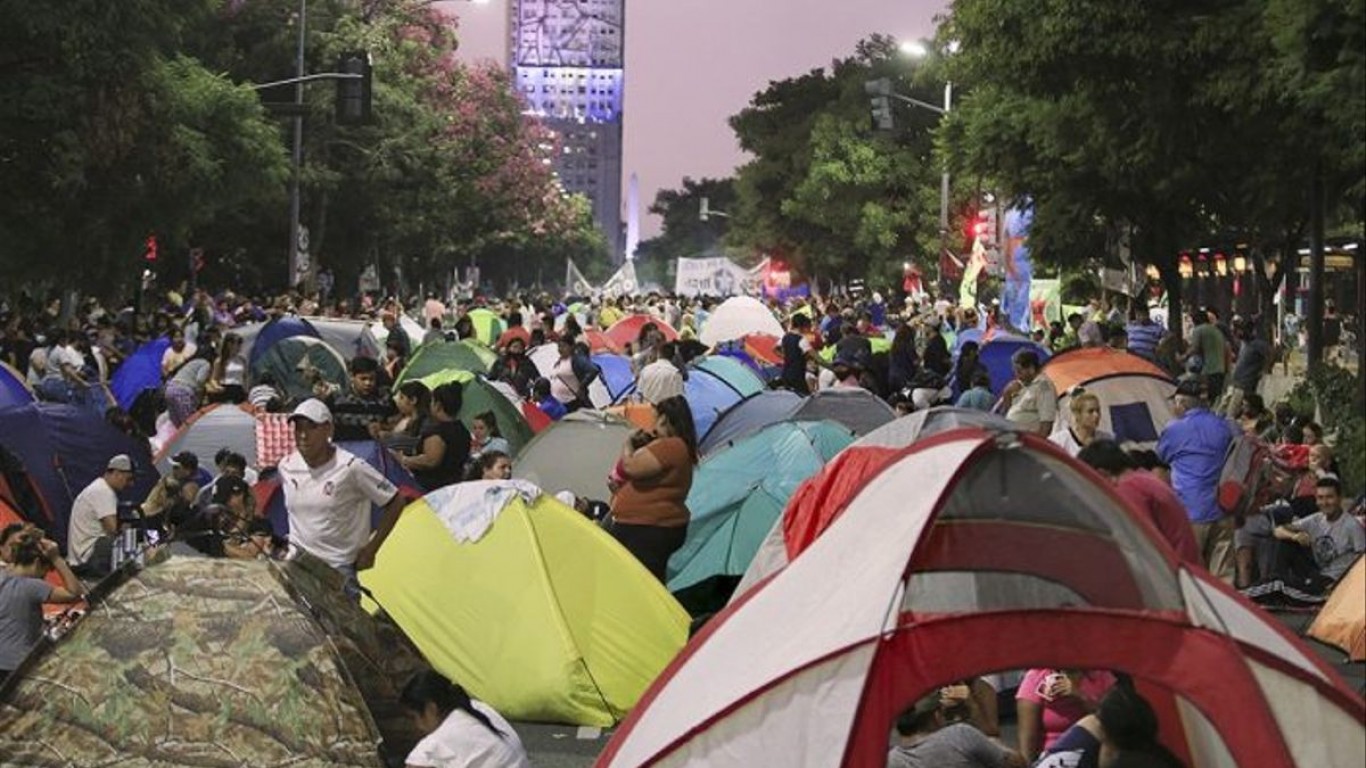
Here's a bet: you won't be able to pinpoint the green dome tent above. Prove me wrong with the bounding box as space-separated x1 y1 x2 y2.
250 335 349 402
465 308 504 346
396 340 490 384
417 370 533 454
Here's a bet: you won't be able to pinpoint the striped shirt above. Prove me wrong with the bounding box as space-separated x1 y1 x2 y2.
1126 320 1163 361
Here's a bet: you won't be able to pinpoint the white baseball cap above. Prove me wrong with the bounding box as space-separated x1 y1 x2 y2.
288 398 333 424
106 454 134 472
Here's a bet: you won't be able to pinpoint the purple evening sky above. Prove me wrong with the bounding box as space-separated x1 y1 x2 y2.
440 0 947 240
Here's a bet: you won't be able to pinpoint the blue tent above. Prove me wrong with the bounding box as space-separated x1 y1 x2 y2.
666 420 854 613
681 356 768 438
592 354 635 404
110 337 170 410
248 316 321 366
712 345 773 380
0 363 33 410
699 390 804 457
0 403 159 546
977 334 1051 396
257 440 423 537
954 327 985 352
691 356 764 398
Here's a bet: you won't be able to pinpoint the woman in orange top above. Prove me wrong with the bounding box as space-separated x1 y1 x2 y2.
608 395 698 582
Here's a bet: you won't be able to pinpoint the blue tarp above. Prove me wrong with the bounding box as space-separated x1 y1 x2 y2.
699 390 804 457
248 316 321 366
261 440 423 537
667 421 854 596
0 403 159 546
110 337 170 410
0 364 32 410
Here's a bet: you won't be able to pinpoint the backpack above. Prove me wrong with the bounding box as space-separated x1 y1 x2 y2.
1217 432 1272 517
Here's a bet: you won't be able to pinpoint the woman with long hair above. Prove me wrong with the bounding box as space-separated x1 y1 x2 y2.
470 411 511 459
400 669 529 768
375 380 431 451
606 395 698 582
399 382 471 492
207 332 248 404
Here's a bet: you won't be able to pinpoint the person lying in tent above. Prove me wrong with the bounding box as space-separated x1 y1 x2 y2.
886 690 1024 768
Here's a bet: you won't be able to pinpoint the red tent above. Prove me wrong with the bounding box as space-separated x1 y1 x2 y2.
737 333 782 366
599 430 1365 768
604 315 679 351
583 330 623 355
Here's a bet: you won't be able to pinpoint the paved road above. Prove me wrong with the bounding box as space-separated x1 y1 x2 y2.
518 722 608 767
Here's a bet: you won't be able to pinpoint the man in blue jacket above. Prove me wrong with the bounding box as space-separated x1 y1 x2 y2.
1157 378 1237 580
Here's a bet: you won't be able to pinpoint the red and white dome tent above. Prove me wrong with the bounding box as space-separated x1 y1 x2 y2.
597 429 1365 768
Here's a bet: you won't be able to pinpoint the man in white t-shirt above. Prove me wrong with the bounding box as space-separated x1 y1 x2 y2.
1000 349 1057 436
68 454 138 571
278 399 406 592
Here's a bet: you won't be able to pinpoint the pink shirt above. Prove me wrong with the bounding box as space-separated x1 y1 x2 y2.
1017 669 1116 751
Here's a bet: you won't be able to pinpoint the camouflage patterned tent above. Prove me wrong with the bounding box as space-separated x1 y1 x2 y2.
0 553 427 767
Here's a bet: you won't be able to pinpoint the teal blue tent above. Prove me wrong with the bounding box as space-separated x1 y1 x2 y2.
666 420 854 615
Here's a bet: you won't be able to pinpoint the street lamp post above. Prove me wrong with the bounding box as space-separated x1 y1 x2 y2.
866 49 953 293
287 0 307 291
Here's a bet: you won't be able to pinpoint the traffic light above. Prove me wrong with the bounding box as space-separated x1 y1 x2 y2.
973 198 998 248
864 78 895 131
869 96 894 131
336 51 372 125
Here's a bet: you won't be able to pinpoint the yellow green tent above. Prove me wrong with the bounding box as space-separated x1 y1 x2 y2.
465 308 504 346
360 485 690 726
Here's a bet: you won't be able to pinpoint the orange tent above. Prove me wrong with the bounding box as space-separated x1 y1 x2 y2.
1308 558 1365 662
1043 347 1170 393
606 402 657 431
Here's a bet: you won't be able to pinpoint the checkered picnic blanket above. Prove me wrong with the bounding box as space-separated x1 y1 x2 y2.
255 412 294 468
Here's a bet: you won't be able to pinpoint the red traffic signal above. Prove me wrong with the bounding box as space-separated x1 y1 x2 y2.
144 234 158 262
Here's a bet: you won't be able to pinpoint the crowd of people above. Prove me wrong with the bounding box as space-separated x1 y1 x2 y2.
0 281 1361 767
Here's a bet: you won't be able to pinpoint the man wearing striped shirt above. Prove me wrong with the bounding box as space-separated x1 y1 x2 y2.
1125 303 1163 362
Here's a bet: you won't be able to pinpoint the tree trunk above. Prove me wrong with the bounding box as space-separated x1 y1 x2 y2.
1142 220 1181 334
1306 166 1326 371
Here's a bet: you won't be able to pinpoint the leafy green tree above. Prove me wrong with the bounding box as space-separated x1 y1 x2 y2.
634 177 737 287
727 35 959 288
939 0 1363 331
0 0 288 292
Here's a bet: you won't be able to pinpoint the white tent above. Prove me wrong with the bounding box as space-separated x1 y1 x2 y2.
528 343 616 409
600 430 1366 768
699 297 784 347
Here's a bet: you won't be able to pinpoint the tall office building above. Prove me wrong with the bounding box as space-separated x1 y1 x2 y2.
509 0 625 262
